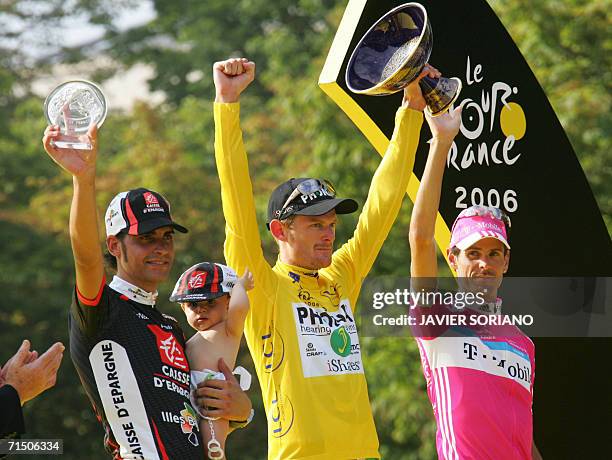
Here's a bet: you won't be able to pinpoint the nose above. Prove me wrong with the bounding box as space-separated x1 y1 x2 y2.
322 225 335 242
153 237 171 254
478 255 494 271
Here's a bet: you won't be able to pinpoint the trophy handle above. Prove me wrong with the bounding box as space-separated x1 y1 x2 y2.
419 76 462 117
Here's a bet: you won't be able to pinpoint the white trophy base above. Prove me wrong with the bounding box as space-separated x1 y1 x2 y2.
51 140 92 150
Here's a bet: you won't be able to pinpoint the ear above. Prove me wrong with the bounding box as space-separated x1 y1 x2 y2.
503 250 510 273
447 248 458 271
107 236 122 258
269 219 288 242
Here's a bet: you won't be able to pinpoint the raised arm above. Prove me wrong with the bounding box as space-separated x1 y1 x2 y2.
409 106 463 278
214 58 254 105
42 124 104 298
213 58 274 291
331 66 441 294
225 268 254 336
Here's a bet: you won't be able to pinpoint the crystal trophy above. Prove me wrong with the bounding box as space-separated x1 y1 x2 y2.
44 80 107 149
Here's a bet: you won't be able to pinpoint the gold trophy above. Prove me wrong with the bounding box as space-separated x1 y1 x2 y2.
345 2 461 116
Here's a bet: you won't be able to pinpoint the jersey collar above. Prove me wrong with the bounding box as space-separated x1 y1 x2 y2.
274 260 320 287
109 275 158 306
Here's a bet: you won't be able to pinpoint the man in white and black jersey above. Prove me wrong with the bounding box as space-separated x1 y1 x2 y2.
42 124 252 459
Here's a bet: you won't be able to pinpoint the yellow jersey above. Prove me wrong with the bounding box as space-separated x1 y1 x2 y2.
214 102 422 459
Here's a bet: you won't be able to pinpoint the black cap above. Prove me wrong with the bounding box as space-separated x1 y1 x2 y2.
105 188 188 236
170 262 237 303
267 178 358 228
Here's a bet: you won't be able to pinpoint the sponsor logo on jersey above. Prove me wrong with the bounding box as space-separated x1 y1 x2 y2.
153 365 191 398
326 358 362 373
147 325 188 370
305 342 325 357
161 313 179 323
295 283 342 309
298 287 322 308
321 284 341 308
463 339 532 388
160 402 200 447
295 303 356 332
119 421 147 457
293 300 364 378
90 340 160 459
269 391 294 438
136 312 149 320
419 336 533 392
330 326 351 357
262 325 285 373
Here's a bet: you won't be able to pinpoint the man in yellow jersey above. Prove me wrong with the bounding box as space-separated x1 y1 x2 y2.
212 57 440 459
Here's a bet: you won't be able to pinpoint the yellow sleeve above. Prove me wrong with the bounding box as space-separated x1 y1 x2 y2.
329 106 423 301
214 102 275 296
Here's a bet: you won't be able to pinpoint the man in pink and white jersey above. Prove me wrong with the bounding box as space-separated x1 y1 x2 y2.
408 107 543 459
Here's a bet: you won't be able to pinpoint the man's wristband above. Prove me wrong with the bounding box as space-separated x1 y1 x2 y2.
229 409 255 430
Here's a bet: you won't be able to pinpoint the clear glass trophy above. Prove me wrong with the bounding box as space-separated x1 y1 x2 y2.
44 80 108 150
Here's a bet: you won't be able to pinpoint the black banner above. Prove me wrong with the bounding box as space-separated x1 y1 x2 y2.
320 1 612 456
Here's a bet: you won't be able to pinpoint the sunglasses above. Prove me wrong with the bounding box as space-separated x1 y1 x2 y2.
278 179 336 218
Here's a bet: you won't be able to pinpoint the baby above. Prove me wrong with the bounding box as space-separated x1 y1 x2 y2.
170 262 253 460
